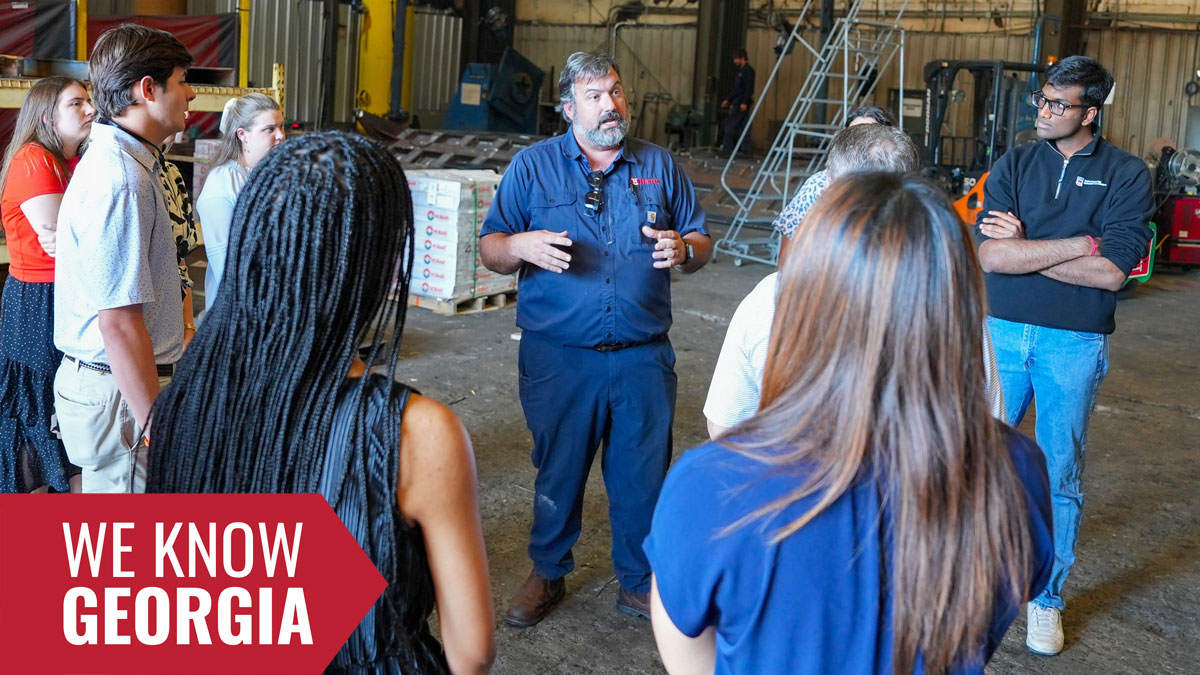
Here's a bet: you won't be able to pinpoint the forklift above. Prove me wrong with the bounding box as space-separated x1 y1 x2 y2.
921 59 1046 224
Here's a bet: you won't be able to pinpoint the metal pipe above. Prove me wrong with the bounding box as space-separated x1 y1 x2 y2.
319 0 338 129
1032 14 1061 65
609 20 636 57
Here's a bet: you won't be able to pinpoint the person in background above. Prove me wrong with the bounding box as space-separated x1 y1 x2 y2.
53 23 194 493
773 104 896 261
148 132 495 675
0 76 93 493
645 173 1054 675
194 92 284 312
720 47 755 158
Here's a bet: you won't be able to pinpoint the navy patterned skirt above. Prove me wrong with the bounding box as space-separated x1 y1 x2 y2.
0 275 77 492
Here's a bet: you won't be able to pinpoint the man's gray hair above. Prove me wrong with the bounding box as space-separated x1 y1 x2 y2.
555 51 621 121
825 124 920 180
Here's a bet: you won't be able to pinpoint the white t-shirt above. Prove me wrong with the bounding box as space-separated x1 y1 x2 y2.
195 160 249 312
704 271 1007 431
703 272 778 430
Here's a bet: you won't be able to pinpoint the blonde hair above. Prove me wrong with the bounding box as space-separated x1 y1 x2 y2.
210 93 281 167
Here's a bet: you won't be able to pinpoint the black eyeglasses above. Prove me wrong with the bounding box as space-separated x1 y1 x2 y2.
1027 92 1090 116
585 171 604 217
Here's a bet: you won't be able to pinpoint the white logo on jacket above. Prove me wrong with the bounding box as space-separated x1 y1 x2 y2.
1075 176 1108 187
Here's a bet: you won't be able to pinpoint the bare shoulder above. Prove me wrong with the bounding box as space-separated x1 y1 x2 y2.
401 393 470 450
402 392 456 428
397 394 476 521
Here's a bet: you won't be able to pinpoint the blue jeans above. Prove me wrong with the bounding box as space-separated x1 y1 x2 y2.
987 317 1109 611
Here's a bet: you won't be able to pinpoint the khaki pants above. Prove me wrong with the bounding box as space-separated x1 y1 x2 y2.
53 358 171 493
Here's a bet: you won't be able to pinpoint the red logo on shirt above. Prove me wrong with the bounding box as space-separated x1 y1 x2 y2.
631 178 661 186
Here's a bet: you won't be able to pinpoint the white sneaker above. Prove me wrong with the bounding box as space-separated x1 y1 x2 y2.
1026 603 1065 656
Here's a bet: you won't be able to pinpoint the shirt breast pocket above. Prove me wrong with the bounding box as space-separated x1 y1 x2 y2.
636 187 672 231
529 192 579 237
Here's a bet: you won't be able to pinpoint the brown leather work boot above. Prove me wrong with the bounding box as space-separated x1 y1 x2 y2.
504 570 566 628
615 587 651 620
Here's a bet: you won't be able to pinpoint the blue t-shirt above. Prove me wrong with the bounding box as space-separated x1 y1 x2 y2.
644 428 1053 675
480 131 707 347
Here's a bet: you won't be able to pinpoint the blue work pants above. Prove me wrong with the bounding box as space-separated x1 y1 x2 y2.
518 331 677 594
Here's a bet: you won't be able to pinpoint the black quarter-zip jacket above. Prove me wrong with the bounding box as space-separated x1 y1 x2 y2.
974 133 1154 334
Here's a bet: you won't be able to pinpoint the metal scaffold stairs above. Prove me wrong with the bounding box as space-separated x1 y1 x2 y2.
715 0 909 267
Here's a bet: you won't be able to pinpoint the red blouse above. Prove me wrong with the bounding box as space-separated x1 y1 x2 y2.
1 143 69 283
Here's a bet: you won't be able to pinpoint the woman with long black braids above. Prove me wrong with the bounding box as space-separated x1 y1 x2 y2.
147 132 496 675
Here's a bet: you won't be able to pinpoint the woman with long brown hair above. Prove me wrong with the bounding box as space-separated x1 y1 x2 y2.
0 76 94 492
644 172 1054 674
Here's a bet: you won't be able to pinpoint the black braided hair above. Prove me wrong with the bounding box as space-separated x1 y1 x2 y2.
147 131 414 495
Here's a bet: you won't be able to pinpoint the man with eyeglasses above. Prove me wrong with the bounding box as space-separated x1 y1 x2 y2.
479 51 710 628
973 55 1154 657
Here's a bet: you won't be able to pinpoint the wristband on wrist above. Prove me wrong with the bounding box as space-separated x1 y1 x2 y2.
184 322 197 332
1085 235 1098 256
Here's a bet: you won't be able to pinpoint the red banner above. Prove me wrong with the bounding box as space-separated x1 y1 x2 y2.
0 494 388 674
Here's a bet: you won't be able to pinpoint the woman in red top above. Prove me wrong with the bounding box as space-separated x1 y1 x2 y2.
0 76 94 492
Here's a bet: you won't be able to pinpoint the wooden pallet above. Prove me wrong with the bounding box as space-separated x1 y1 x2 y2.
408 290 517 316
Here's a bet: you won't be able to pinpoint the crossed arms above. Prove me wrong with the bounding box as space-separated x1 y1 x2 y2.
977 210 1127 292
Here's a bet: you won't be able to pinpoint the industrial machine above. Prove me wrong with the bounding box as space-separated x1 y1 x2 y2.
443 48 545 135
922 59 1046 208
1152 144 1200 266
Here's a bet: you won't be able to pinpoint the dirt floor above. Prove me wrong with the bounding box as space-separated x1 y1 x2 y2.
394 230 1200 674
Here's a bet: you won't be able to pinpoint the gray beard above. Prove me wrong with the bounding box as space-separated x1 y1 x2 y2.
581 117 629 148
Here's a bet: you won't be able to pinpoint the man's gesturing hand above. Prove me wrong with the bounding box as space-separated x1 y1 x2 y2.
643 225 685 269
512 230 573 273
979 210 1026 240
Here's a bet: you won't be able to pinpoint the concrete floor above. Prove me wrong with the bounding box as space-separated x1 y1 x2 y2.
396 233 1200 674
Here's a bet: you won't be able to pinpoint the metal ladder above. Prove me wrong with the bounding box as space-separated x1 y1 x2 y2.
715 0 909 267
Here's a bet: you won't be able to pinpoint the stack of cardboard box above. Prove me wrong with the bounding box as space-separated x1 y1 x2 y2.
407 169 517 302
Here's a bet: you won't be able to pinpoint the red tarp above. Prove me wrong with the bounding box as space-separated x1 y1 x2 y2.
87 14 239 139
1 11 238 148
0 0 75 151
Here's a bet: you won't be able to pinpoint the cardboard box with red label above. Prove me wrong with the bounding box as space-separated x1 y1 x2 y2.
407 169 515 300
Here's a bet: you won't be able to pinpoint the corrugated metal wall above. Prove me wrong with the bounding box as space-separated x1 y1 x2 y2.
410 9 462 129
1084 29 1200 157
513 23 1035 149
247 1 360 124
85 8 1200 152
513 22 697 147
741 28 1036 150
186 0 235 13
90 0 359 125
611 24 698 147
513 22 607 92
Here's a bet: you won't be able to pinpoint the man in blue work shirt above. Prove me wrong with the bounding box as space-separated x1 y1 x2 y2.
480 51 711 628
975 55 1154 657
